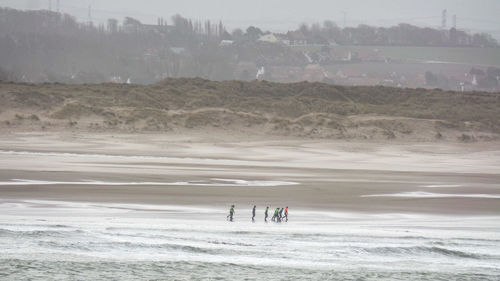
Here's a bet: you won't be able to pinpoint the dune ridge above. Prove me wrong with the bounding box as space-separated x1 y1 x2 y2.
1 78 499 141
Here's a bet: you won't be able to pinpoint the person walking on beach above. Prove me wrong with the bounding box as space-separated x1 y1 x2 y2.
272 208 279 222
279 208 284 222
275 208 282 222
252 205 256 222
284 206 288 222
264 206 269 222
227 205 235 222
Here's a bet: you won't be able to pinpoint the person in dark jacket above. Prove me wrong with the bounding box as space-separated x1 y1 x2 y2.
272 208 279 222
227 205 235 221
252 205 256 222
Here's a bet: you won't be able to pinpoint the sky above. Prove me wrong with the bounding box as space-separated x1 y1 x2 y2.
1 0 499 37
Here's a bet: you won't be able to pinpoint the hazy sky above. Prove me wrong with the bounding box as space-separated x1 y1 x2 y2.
2 0 499 36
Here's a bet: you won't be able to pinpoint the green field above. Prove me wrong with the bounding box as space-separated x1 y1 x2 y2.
295 45 500 67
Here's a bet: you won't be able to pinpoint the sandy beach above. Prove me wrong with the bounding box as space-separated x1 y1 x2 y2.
0 132 499 215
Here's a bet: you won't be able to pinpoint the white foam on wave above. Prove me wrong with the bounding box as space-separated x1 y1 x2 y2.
0 178 298 187
421 185 462 188
362 192 500 199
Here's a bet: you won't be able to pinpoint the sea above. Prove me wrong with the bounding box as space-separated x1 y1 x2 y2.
1 199 499 281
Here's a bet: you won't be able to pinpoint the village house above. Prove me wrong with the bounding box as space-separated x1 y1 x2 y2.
219 40 234 47
169 47 187 55
258 34 280 44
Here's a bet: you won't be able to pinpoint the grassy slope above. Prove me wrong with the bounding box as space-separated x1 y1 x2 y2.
295 45 500 67
1 78 499 140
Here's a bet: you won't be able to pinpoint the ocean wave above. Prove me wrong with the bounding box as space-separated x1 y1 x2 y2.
2 258 499 281
208 241 255 247
0 178 299 187
364 246 482 259
36 240 221 255
0 228 82 238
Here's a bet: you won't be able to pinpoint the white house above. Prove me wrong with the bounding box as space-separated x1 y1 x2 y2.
219 40 234 47
258 34 279 43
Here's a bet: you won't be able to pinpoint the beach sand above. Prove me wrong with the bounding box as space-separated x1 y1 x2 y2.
0 132 499 215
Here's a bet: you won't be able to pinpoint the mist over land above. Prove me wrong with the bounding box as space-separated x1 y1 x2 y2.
0 7 499 92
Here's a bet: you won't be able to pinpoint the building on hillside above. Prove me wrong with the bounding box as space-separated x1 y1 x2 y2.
328 39 338 46
258 34 279 44
169 47 187 55
219 40 234 47
275 34 290 46
108 76 124 83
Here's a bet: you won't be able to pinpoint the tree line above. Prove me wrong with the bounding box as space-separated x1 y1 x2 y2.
0 8 497 84
298 21 497 47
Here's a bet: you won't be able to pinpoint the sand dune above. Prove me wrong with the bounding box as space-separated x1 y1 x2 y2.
1 78 499 141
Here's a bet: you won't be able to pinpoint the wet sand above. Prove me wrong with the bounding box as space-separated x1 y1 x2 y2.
0 132 499 215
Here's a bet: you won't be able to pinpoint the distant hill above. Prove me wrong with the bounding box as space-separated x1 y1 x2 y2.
1 78 499 141
0 8 498 89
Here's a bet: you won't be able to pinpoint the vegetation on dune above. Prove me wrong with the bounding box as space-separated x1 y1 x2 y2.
0 78 499 140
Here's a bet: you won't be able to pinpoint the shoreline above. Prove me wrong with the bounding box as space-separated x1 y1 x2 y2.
2 198 500 221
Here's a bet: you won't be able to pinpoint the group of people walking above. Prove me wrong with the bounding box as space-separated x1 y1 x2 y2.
269 206 288 222
227 205 288 223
